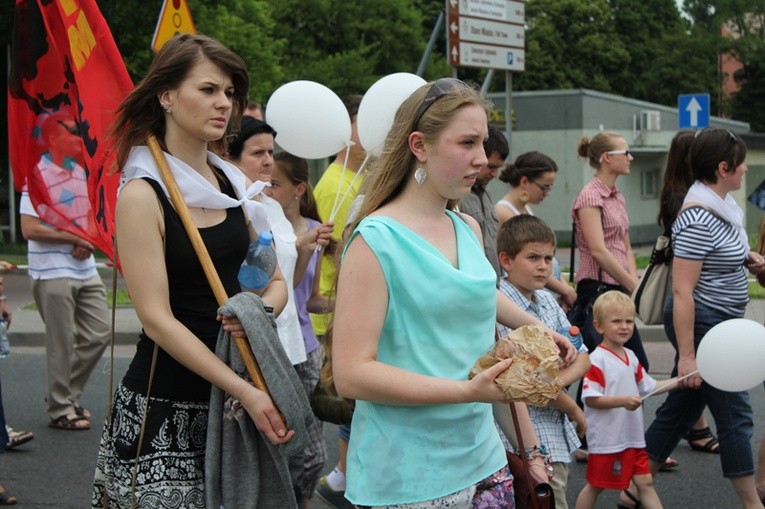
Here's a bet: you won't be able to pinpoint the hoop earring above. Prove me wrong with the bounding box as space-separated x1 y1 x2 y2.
414 167 427 185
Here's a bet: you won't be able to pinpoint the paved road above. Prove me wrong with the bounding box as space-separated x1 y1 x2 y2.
2 269 765 507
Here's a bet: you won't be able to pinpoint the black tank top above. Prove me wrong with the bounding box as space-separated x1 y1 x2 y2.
122 174 249 401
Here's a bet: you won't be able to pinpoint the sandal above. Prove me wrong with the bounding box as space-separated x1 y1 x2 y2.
683 426 720 454
0 486 16 506
74 405 92 419
49 414 90 431
5 427 34 449
658 456 679 471
616 489 641 509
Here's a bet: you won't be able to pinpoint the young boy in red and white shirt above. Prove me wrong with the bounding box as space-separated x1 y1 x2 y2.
575 291 681 509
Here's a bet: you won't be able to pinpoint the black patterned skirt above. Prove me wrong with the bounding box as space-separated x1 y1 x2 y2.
92 383 209 508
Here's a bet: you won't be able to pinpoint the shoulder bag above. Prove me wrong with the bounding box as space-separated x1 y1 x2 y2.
631 226 673 326
505 403 555 509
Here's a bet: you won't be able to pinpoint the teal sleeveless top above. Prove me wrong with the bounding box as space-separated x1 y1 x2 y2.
343 210 507 505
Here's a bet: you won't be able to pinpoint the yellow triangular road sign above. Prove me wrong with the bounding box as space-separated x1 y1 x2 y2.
151 0 197 53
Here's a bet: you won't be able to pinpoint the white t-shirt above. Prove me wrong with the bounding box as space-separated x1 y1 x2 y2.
19 192 97 281
581 345 656 454
261 193 306 365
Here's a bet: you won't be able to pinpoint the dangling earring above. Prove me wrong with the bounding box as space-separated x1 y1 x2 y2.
414 166 427 185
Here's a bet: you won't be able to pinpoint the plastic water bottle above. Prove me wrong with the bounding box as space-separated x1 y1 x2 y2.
238 231 277 292
0 318 10 358
558 325 582 351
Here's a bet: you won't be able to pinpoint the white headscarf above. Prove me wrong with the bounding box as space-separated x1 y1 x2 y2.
119 146 271 232
683 180 748 248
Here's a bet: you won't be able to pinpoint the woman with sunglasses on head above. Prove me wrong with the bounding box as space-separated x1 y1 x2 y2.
331 78 577 508
495 151 576 309
569 132 648 365
623 129 765 509
568 132 652 468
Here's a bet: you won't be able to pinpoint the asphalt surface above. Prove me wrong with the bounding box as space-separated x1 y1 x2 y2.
1 268 765 507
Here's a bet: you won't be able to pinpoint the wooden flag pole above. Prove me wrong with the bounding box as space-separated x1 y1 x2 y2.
146 135 281 419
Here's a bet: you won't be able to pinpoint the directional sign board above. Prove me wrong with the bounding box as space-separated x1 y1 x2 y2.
447 0 525 72
678 93 710 129
151 0 197 53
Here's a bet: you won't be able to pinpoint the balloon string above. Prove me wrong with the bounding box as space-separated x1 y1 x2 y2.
328 144 352 224
641 370 698 401
329 153 369 223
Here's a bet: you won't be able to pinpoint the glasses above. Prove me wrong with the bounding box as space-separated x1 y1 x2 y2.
412 78 465 130
532 181 553 193
605 149 631 158
56 120 81 136
695 127 737 141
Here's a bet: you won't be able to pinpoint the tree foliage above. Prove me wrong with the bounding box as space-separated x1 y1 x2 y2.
268 0 426 97
3 0 765 133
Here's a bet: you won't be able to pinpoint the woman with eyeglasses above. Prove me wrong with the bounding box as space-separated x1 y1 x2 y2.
495 151 577 309
495 150 557 226
330 78 577 508
627 128 765 509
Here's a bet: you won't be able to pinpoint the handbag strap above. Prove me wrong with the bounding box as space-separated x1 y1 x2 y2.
569 221 576 284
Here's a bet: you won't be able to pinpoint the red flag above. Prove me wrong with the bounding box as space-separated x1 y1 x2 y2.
8 0 133 261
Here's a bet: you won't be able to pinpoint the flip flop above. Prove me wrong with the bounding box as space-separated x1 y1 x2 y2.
49 414 90 431
5 427 34 449
616 489 641 509
658 456 679 471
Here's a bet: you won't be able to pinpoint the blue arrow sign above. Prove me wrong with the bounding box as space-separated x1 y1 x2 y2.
678 94 710 129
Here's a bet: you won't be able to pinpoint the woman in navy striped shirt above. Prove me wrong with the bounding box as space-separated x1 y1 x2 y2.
631 128 765 508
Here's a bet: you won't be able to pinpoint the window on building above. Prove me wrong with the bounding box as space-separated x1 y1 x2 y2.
641 168 659 199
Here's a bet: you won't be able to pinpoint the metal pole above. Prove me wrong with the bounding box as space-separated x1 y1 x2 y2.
7 44 15 244
505 71 513 155
480 69 495 97
416 10 444 77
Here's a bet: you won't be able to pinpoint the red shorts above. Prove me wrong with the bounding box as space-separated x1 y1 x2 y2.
586 448 651 490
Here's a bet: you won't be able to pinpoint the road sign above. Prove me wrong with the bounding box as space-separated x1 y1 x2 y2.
678 93 710 129
151 0 197 54
447 0 525 71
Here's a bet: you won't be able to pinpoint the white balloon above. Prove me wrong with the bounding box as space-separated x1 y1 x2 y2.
357 73 427 157
265 81 351 159
696 318 765 391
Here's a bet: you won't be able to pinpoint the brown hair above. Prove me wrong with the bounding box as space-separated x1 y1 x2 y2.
577 131 624 170
109 34 249 172
498 150 558 186
496 214 556 258
273 151 321 223
658 130 695 229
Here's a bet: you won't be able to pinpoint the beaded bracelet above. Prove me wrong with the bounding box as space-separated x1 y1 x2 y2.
525 444 554 478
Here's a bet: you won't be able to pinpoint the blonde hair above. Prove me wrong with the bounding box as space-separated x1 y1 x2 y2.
320 79 490 395
346 79 491 235
577 131 624 170
592 290 635 323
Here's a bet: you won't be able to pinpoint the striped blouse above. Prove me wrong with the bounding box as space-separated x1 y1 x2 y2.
672 206 749 315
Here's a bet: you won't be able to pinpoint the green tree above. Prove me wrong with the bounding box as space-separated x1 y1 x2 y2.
514 0 630 93
269 0 427 97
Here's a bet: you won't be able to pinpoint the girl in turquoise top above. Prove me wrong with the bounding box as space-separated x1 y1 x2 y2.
331 78 578 508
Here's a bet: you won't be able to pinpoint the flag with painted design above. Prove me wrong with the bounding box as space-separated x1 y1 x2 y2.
8 0 133 260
